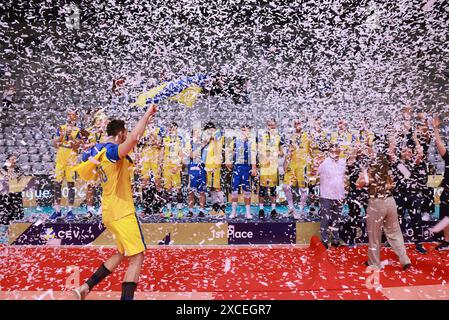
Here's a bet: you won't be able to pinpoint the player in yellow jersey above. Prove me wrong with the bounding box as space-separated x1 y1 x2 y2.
73 105 157 300
257 118 285 220
356 117 375 147
80 110 108 220
50 109 82 221
203 122 226 217
138 119 164 216
161 122 184 218
330 118 356 158
283 119 312 219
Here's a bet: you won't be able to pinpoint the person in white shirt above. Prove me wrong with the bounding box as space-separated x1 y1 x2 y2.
316 143 347 248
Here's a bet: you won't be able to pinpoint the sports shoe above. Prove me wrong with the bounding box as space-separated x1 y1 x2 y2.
49 210 62 220
245 212 253 220
331 241 341 248
212 203 220 213
259 209 265 220
198 211 205 218
72 283 90 300
83 211 94 221
66 210 75 221
293 211 302 220
187 211 194 218
321 241 329 249
403 263 412 271
435 241 449 251
229 212 237 219
177 210 184 219
217 205 226 218
165 210 172 219
270 209 278 219
415 243 427 254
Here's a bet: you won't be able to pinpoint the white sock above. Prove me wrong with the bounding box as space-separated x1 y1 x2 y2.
283 185 294 209
246 205 251 215
217 191 224 205
54 204 61 213
271 203 276 210
176 203 183 210
232 202 237 214
68 206 73 211
167 203 172 211
259 204 264 210
210 191 218 203
87 206 95 213
300 188 308 208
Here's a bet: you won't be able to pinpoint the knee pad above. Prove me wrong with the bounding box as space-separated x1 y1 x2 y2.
243 191 251 199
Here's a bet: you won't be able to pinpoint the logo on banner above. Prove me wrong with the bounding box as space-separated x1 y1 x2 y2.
228 225 253 239
41 227 56 241
228 223 295 244
13 222 106 245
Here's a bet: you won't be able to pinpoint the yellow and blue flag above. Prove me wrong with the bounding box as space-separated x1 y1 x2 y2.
132 74 208 108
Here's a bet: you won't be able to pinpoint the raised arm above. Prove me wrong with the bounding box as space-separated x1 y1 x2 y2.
433 115 447 158
119 105 157 158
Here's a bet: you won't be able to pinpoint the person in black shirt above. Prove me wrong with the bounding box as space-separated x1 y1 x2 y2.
432 115 449 251
390 133 428 254
0 154 25 225
345 143 370 246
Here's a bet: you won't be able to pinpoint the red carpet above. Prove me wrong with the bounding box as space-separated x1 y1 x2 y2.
1 239 448 300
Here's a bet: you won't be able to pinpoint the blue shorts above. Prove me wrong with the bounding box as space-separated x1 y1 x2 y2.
188 164 206 192
232 164 251 193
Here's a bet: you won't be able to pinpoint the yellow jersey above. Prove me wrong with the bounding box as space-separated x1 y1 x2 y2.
204 130 224 170
330 130 356 158
55 124 80 149
162 133 183 167
287 131 311 168
87 129 106 145
96 143 135 223
258 130 284 175
141 126 163 164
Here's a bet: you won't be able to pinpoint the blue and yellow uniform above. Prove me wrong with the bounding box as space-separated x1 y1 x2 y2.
54 124 81 183
93 142 146 256
357 130 375 146
330 130 357 158
140 126 164 181
257 130 284 187
162 133 184 189
308 129 329 185
226 136 257 192
186 133 207 192
204 130 224 189
284 132 311 188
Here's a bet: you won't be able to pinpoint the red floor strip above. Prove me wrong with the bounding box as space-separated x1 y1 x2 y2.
1 240 448 300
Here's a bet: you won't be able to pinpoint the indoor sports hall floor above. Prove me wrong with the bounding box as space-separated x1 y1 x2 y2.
1 238 449 300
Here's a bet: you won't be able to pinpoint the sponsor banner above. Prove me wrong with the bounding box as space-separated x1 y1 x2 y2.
142 223 228 245
92 222 229 246
11 221 105 245
296 222 320 244
339 219 442 244
228 222 296 245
